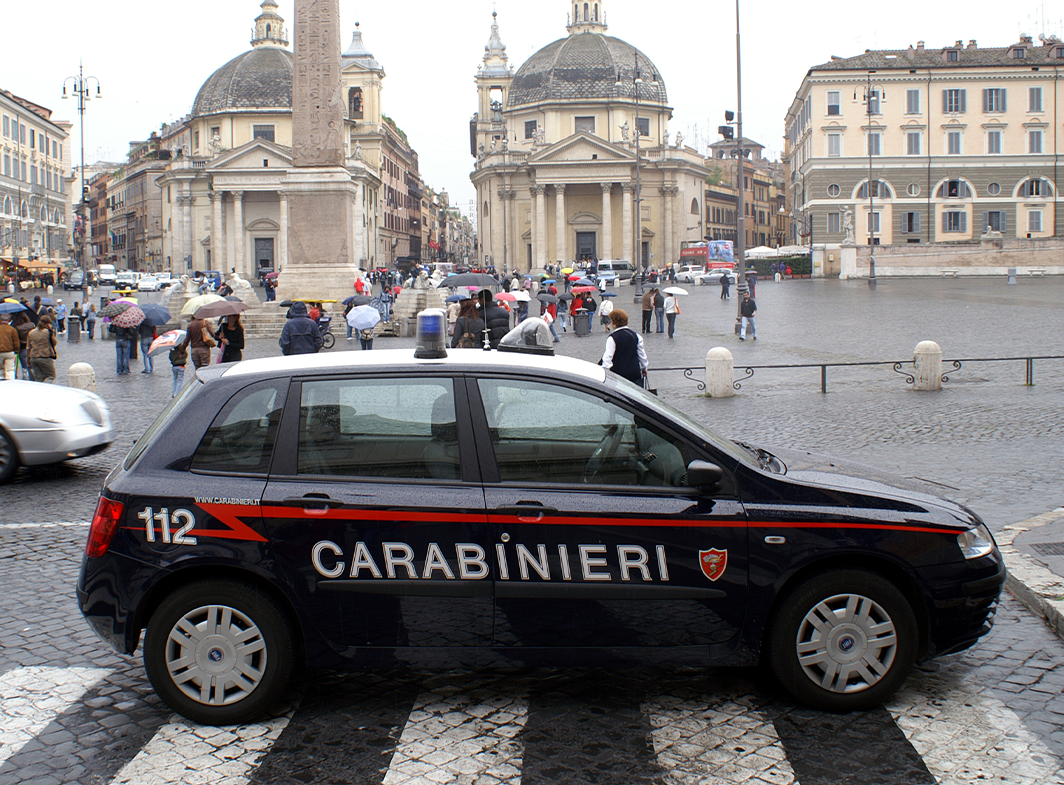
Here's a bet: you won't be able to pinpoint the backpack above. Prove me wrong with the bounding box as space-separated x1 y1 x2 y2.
169 345 188 366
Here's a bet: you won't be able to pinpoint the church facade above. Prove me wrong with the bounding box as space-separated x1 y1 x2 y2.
470 2 711 274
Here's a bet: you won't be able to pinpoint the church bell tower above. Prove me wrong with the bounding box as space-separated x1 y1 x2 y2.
473 11 514 156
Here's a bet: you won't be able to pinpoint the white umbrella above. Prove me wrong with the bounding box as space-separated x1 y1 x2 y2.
511 290 532 302
663 286 689 296
346 305 382 331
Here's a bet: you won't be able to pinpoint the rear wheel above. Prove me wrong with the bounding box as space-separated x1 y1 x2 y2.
0 429 19 484
322 332 335 349
144 580 294 726
767 569 917 712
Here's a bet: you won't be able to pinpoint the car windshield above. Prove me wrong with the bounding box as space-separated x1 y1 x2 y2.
122 378 201 471
604 375 760 470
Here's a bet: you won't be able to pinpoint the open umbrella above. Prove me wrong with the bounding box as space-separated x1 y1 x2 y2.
511 291 532 302
663 286 690 296
39 297 55 306
600 291 618 298
536 293 559 305
436 272 498 289
97 301 134 319
495 292 517 302
148 330 187 357
558 293 575 301
561 268 575 275
345 305 382 332
445 294 465 303
112 296 139 305
139 303 172 327
574 278 595 286
343 294 372 307
571 286 596 294
541 279 557 285
195 300 251 320
111 306 146 329
0 301 28 315
181 293 224 317
567 273 584 281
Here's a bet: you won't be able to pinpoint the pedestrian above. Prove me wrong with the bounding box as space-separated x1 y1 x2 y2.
664 291 680 339
601 309 648 387
739 291 757 341
112 322 136 375
85 304 97 339
451 299 485 349
217 314 245 363
478 289 511 349
264 276 276 302
14 313 34 379
55 300 68 334
747 270 758 298
640 288 654 333
358 328 375 351
771 262 779 282
720 272 731 300
599 295 614 331
0 314 18 380
138 321 157 373
27 315 57 383
182 315 216 369
169 341 188 397
279 300 323 356
654 288 665 333
70 301 83 333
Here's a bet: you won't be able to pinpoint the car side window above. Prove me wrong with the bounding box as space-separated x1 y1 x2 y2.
297 378 460 480
477 379 690 487
191 382 287 474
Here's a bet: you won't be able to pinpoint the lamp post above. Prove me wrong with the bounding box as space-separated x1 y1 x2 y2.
616 53 656 303
864 72 879 289
62 63 101 289
716 0 747 333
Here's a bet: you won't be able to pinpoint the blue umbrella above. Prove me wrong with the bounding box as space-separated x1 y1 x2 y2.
541 279 557 284
575 278 595 286
139 303 172 326
445 294 465 303
0 302 28 315
39 297 55 305
600 291 618 298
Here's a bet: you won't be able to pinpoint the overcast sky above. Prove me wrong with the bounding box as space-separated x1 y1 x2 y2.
3 0 1059 221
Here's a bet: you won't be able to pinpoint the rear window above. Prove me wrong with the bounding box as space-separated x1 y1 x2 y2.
191 381 288 475
123 381 200 471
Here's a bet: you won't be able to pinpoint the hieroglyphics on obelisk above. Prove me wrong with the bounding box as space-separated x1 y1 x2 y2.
277 0 359 302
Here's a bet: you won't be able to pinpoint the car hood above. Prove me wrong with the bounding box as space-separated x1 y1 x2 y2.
767 446 978 524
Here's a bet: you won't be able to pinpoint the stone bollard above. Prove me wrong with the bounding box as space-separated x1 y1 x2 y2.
704 347 736 398
47 284 54 295
1007 267 1017 286
913 341 942 391
67 362 97 393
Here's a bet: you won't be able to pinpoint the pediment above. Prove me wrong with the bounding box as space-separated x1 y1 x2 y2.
530 132 634 165
207 139 293 172
247 218 280 232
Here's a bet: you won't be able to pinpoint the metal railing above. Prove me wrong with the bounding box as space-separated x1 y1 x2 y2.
657 355 1064 394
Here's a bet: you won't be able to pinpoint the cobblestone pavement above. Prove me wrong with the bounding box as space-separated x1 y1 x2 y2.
2 278 1064 783
2 523 1064 784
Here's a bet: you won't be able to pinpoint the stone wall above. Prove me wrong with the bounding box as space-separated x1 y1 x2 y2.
813 237 1064 278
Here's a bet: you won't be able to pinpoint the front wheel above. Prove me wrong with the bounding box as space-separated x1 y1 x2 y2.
144 580 295 726
0 428 19 484
767 569 917 712
322 332 335 349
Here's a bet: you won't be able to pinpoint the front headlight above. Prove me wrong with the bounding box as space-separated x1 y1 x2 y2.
957 524 996 560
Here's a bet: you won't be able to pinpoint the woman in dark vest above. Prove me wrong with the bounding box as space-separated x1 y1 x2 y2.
600 309 647 386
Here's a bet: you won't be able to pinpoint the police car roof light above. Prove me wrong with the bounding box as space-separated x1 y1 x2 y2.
414 308 448 359
497 317 555 357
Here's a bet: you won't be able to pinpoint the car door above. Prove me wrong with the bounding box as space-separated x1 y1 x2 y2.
262 374 493 651
472 376 748 649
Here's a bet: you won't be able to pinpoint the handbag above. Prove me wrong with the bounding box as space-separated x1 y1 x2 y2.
642 374 658 396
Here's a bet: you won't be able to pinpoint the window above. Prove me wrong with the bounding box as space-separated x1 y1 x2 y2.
1029 211 1043 233
52 141 57 158
943 89 967 113
904 212 921 233
477 379 690 487
827 133 841 157
906 89 921 115
983 89 1007 113
827 212 841 234
858 181 889 199
827 91 841 115
1012 47 1026 59
947 131 962 155
867 132 881 156
987 130 1002 154
524 120 538 140
30 129 35 149
253 125 275 142
939 180 971 198
635 117 650 137
827 183 841 197
942 211 968 233
867 89 881 115
193 130 200 150
1 116 6 137
907 183 921 197
348 87 363 119
906 131 922 156
987 182 1001 196
1022 178 1047 197
1029 87 1043 112
946 49 960 62
984 211 1007 233
867 212 881 233
191 382 287 474
575 116 596 134
296 378 461 480
1029 130 1044 154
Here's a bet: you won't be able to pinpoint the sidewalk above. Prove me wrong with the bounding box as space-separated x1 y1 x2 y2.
998 509 1064 644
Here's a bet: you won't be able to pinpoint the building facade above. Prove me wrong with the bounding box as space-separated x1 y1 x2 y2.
0 89 71 279
785 36 1064 262
105 136 169 272
470 2 711 274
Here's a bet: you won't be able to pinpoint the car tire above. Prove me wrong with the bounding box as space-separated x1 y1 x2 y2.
144 580 295 726
0 428 19 484
767 569 917 713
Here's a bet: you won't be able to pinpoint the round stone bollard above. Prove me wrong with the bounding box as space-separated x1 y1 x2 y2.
913 341 942 392
67 362 97 393
704 347 736 398
47 284 54 295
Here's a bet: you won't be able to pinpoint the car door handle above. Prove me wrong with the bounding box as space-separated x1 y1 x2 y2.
282 495 344 510
495 503 558 519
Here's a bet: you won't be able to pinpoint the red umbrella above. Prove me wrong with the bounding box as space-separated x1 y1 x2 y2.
111 305 146 328
571 286 597 294
495 292 517 302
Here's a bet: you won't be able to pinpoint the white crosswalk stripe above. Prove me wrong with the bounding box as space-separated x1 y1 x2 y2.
109 713 292 785
0 666 110 767
382 683 528 785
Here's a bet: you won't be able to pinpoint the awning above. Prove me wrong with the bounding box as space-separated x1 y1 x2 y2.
19 258 61 270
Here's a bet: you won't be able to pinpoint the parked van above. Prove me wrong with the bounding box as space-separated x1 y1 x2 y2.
98 264 117 286
595 260 634 281
115 270 137 289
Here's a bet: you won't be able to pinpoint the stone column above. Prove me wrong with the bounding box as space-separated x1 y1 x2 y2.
661 186 678 273
353 183 365 266
233 191 246 277
622 183 634 263
532 185 546 272
601 183 614 260
211 191 225 272
279 191 289 272
182 191 194 272
174 194 188 271
554 184 567 264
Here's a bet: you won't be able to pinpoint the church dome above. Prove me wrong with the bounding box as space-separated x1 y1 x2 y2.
508 33 667 108
191 47 293 117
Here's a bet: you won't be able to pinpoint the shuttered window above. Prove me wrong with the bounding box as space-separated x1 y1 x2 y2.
943 89 966 113
983 89 1007 113
942 211 967 233
983 211 1007 233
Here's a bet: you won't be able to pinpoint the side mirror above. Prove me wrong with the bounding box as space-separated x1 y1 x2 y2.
687 460 724 490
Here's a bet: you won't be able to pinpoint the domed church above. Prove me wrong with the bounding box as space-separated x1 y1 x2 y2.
471 1 711 273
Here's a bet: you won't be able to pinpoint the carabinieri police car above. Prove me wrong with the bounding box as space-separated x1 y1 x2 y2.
78 312 1004 726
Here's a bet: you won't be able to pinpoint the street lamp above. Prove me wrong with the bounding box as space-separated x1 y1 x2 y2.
717 0 747 333
862 72 880 289
62 63 101 288
616 53 657 303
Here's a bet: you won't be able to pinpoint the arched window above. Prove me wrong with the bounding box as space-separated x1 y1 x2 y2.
483 200 489 217
2 196 10 215
20 200 28 219
40 206 47 223
266 23 272 39
1018 178 1053 197
857 180 895 199
584 3 589 21
691 199 699 215
348 87 364 119
936 180 971 199
594 3 599 20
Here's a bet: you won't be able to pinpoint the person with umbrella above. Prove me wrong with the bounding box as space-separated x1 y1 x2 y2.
138 319 158 374
479 290 511 349
664 289 681 339
345 305 382 351
217 314 245 363
181 313 217 370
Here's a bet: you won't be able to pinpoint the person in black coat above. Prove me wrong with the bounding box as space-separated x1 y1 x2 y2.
279 301 323 356
478 290 511 349
600 309 648 386
450 299 486 348
217 315 245 363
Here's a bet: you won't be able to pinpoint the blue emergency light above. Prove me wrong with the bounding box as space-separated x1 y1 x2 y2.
414 309 448 359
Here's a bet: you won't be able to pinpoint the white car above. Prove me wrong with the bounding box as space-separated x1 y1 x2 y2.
137 275 161 291
698 270 738 286
0 381 114 483
675 265 706 283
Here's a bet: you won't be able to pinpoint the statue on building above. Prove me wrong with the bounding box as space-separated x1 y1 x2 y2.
674 132 684 149
842 207 855 245
478 143 486 160
209 133 223 157
663 130 670 148
354 140 363 160
532 127 546 147
619 121 630 142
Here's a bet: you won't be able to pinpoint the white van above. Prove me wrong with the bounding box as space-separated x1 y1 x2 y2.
115 270 137 289
595 260 635 281
98 264 117 286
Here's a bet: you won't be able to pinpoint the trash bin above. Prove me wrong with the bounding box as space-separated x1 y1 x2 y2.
573 308 591 337
67 323 80 343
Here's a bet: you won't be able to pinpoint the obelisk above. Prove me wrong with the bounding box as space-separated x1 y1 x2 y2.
276 0 358 303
